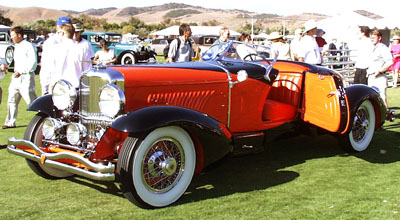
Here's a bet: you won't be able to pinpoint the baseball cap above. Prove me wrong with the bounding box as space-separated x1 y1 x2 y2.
57 16 72 26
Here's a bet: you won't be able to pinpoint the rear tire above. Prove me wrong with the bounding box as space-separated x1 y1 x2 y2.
117 126 196 208
340 100 376 152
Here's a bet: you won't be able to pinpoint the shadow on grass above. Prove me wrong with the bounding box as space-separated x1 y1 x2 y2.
66 176 124 198
27 126 400 207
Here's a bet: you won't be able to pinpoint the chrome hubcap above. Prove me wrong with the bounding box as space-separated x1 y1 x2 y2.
142 138 184 193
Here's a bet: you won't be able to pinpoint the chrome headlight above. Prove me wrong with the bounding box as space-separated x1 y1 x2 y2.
66 123 87 145
42 118 63 140
52 80 76 110
99 84 125 118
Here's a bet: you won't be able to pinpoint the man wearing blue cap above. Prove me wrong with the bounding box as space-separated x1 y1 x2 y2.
39 16 72 95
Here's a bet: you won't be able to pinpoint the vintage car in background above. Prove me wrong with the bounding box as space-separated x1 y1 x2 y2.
81 31 156 64
8 40 386 208
0 27 42 70
191 34 218 55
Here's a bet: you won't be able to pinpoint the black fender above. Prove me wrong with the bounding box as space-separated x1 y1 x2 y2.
345 84 387 128
112 106 228 136
27 94 56 117
111 106 233 168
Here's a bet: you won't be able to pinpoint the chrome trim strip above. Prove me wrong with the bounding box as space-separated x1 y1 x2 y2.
203 61 232 128
7 137 115 181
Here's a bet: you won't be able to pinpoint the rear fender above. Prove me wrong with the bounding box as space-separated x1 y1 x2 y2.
345 84 386 129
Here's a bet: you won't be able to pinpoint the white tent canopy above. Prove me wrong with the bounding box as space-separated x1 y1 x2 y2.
317 11 378 45
150 25 241 37
375 16 400 29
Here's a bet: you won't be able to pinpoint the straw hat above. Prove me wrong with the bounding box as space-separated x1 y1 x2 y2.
304 19 317 33
268 32 283 40
392 35 400 41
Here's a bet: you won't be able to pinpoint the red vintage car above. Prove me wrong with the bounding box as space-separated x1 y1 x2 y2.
7 41 386 208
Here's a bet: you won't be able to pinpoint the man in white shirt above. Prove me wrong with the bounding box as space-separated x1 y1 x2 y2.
290 28 303 61
39 16 72 95
298 20 322 65
50 23 82 89
73 23 94 72
166 24 193 63
3 26 37 129
354 26 374 85
367 29 393 110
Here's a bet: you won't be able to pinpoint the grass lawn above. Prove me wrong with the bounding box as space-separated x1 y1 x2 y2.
1 68 400 219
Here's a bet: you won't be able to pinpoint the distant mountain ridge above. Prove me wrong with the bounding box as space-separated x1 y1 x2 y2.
0 3 383 30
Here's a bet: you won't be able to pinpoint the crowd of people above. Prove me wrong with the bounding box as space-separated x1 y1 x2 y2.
0 16 95 129
1 18 400 129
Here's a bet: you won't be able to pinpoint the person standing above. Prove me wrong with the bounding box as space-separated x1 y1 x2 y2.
39 16 72 95
49 23 82 89
0 60 8 106
290 28 303 61
166 23 193 63
354 26 373 85
73 23 95 72
367 29 393 110
389 35 400 88
268 32 291 60
298 20 322 65
3 26 37 129
212 27 231 46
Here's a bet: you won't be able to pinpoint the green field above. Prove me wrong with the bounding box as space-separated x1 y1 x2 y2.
1 70 400 219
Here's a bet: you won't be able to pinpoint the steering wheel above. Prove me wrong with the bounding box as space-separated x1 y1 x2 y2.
243 53 258 61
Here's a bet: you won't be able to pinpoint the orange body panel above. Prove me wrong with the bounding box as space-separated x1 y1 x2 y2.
303 72 341 132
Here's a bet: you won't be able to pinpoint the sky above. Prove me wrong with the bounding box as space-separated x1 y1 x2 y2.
0 0 394 17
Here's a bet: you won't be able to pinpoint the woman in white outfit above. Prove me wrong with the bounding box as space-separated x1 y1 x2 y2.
93 39 117 65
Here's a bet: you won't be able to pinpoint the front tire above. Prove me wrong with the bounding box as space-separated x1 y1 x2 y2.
340 100 376 152
121 53 136 64
117 126 196 208
24 114 73 179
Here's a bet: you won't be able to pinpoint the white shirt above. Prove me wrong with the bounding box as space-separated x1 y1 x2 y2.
355 37 374 69
298 35 321 65
168 37 193 62
14 40 37 74
76 38 94 72
95 49 115 65
367 43 393 76
51 38 83 88
39 35 59 94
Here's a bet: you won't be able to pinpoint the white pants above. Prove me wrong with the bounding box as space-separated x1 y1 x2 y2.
368 74 387 106
4 72 37 126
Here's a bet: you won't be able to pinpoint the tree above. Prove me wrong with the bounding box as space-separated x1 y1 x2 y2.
0 13 13 26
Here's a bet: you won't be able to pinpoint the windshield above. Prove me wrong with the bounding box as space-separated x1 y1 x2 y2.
201 41 273 62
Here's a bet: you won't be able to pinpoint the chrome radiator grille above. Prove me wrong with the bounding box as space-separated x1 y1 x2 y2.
78 69 125 138
80 75 110 116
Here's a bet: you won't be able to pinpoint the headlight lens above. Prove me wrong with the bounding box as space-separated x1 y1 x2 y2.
66 123 87 145
42 118 63 140
52 80 76 110
99 84 125 118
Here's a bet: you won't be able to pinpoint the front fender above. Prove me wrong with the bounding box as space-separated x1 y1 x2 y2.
27 94 56 117
111 106 233 169
345 84 386 128
111 106 229 138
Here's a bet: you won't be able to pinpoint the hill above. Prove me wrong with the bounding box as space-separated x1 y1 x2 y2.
0 4 383 31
